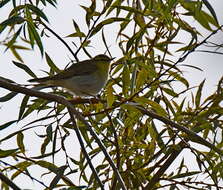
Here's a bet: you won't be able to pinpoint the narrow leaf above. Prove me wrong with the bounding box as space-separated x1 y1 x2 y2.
12 61 37 78
17 132 25 153
0 148 19 158
26 4 49 22
0 120 17 130
201 0 218 25
45 52 60 73
0 16 24 26
90 18 128 37
27 21 44 55
0 0 11 8
0 92 18 102
195 80 205 108
49 166 67 189
18 95 30 121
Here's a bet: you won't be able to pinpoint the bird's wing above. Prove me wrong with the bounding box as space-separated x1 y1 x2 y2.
43 61 98 81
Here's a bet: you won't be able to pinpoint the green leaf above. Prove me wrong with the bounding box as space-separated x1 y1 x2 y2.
0 148 19 158
0 16 24 27
11 161 32 180
12 61 37 78
162 87 178 97
30 148 60 159
46 124 53 140
10 47 23 62
36 160 58 172
65 32 86 38
106 0 122 16
20 100 43 120
138 98 168 117
28 21 44 55
147 120 165 149
195 80 205 108
201 0 218 25
26 4 49 22
72 19 81 33
0 0 11 8
5 26 22 51
0 126 36 143
49 166 67 189
168 71 189 88
194 9 212 31
80 0 97 27
17 132 25 153
0 24 7 34
0 120 17 130
45 52 60 73
106 83 114 107
170 171 200 179
122 64 130 97
18 95 30 121
126 26 147 51
41 136 51 155
181 64 203 72
90 18 128 37
0 92 18 102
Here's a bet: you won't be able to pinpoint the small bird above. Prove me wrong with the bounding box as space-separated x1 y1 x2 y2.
29 54 113 96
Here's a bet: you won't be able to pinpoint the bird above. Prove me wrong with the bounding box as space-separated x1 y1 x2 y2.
28 54 114 96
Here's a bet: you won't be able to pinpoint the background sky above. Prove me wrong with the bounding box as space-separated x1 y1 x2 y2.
0 1 222 189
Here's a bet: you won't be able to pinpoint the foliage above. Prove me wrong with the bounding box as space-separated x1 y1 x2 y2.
0 0 222 190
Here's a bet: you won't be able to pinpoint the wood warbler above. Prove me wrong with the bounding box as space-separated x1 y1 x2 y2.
29 54 113 96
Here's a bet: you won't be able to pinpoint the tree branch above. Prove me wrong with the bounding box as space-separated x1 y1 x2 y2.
68 108 105 189
0 172 21 190
41 21 77 60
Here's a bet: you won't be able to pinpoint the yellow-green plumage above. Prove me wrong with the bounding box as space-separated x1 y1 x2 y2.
29 54 113 96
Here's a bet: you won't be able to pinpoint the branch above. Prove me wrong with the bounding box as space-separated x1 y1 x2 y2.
41 21 77 60
68 108 105 189
0 172 21 190
0 79 127 190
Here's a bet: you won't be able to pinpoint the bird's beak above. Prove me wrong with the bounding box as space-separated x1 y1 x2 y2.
110 57 116 61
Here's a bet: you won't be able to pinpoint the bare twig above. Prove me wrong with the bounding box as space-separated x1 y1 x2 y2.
68 108 105 189
0 172 21 190
41 21 77 60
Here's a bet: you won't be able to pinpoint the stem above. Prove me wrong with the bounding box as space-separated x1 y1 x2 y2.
68 108 105 189
41 21 77 60
0 172 21 190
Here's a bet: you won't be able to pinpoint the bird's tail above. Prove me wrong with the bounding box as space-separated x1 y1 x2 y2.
28 77 49 83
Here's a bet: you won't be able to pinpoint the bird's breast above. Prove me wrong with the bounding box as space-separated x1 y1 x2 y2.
59 71 108 96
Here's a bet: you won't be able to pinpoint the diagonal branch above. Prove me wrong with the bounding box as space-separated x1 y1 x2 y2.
68 108 105 189
0 172 21 190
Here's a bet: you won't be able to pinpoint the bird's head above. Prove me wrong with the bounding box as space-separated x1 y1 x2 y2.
93 54 114 63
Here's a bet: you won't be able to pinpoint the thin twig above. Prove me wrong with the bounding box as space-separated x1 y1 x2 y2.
0 172 21 190
68 108 105 189
41 21 77 60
